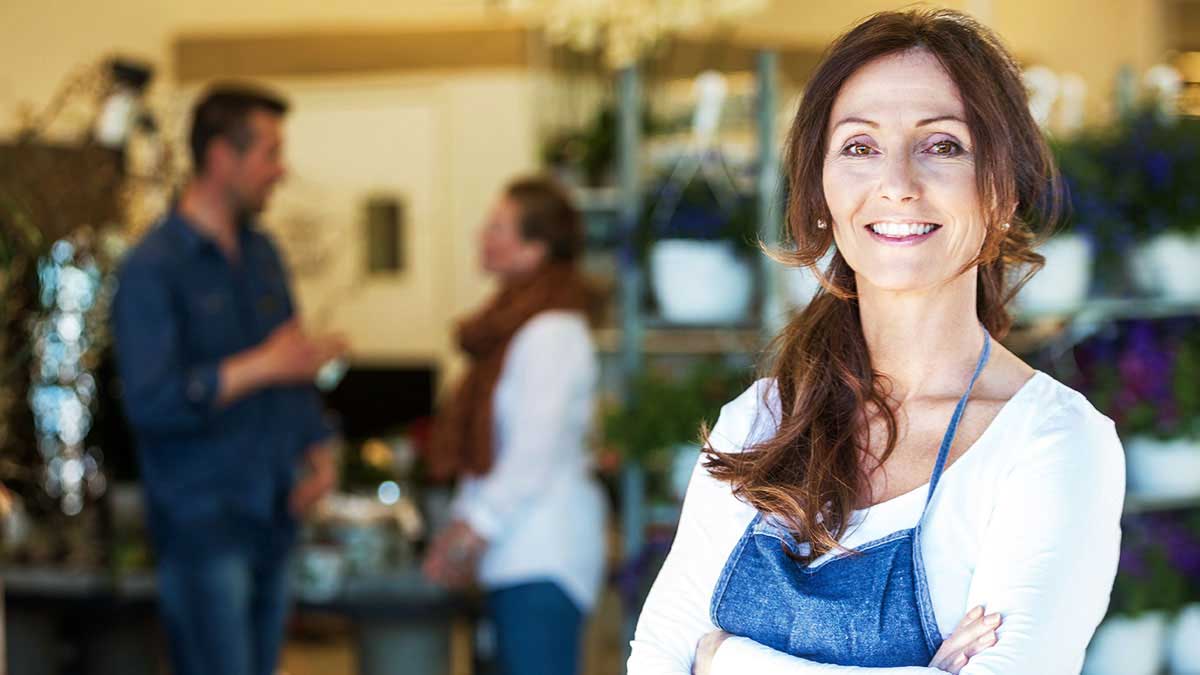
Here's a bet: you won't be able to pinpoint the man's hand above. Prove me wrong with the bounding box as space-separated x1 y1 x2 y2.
289 443 338 517
218 320 348 406
257 320 347 385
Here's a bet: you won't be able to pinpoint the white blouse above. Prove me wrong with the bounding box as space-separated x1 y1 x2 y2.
451 310 608 612
629 371 1125 675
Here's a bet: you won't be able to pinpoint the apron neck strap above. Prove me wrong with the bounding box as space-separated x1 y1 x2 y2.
923 323 991 509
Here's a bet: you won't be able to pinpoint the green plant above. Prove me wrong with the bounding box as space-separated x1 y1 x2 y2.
602 359 752 465
541 104 662 187
1054 106 1200 246
1078 320 1200 441
1109 512 1200 618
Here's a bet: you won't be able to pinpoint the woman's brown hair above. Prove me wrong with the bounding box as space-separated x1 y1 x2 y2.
703 9 1062 563
505 176 584 263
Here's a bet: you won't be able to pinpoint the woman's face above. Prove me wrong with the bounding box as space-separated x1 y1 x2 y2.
822 48 986 294
480 195 547 280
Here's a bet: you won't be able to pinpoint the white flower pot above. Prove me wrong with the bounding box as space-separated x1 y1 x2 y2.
1084 611 1168 675
782 249 836 310
1131 232 1200 300
1168 604 1200 675
650 240 754 325
1016 234 1093 313
1125 435 1200 501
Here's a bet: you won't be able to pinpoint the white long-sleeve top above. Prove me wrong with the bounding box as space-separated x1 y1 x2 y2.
629 371 1125 675
451 310 608 612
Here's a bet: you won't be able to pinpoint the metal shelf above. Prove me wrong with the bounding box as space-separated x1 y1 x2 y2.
596 325 764 355
1014 297 1200 325
1004 296 1200 355
573 186 621 215
1123 493 1200 515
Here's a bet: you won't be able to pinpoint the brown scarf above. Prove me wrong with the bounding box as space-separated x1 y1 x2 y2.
427 263 593 481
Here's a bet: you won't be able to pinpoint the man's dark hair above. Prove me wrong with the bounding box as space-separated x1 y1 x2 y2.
189 84 289 174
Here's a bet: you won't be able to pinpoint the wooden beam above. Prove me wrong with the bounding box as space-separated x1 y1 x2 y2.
174 24 533 82
173 23 822 84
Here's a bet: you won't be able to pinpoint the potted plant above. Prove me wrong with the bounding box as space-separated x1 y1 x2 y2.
1053 107 1200 301
1156 511 1200 674
636 177 760 325
602 359 751 508
1078 320 1200 500
1085 513 1190 675
1117 110 1200 301
1013 133 1107 312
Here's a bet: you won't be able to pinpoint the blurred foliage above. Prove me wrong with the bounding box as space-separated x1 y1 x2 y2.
1111 511 1200 617
1076 318 1200 441
541 103 664 187
602 358 752 465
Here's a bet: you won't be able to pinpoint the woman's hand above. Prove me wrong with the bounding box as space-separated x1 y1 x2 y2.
929 605 1002 673
421 520 488 589
693 630 732 675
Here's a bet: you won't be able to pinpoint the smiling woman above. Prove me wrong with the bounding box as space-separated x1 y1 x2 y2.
628 8 1124 675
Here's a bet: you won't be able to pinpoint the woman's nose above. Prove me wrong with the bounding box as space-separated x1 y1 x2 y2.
877 153 921 203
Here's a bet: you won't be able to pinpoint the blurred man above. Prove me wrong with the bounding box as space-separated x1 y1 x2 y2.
112 85 345 675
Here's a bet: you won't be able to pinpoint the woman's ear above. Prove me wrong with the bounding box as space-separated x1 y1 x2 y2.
524 239 550 269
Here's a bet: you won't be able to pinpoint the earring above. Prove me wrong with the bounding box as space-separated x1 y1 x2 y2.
1000 222 1011 230
817 219 828 230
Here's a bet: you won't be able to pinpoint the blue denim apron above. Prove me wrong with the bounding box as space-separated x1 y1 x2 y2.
710 332 992 667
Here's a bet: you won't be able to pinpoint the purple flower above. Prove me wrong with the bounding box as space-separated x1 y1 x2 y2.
1145 151 1172 189
1118 323 1174 404
1148 515 1200 579
1119 547 1150 579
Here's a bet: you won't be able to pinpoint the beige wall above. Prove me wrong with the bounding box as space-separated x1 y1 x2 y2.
170 70 537 375
255 72 536 365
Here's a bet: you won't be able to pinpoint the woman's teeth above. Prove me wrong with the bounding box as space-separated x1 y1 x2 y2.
869 222 938 237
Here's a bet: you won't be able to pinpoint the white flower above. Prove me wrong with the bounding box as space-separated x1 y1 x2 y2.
515 0 766 69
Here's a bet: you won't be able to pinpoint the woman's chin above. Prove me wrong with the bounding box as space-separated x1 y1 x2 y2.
856 269 955 296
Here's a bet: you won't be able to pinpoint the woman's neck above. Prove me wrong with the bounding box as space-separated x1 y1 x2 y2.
856 271 987 405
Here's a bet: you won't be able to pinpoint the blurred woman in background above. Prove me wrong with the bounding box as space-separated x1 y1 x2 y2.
423 176 607 675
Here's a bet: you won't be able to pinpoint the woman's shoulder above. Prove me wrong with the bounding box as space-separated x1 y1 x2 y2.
1021 371 1117 436
511 310 593 351
1002 371 1124 478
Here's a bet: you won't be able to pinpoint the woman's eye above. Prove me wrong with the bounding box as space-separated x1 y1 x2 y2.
928 140 963 156
842 142 874 157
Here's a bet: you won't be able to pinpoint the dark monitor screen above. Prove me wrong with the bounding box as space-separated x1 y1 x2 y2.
320 365 437 441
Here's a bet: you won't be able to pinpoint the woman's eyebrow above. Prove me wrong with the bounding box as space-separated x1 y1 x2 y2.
916 114 967 127
831 116 877 130
830 114 967 130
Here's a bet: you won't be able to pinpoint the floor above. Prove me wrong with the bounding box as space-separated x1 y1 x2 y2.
279 585 628 675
